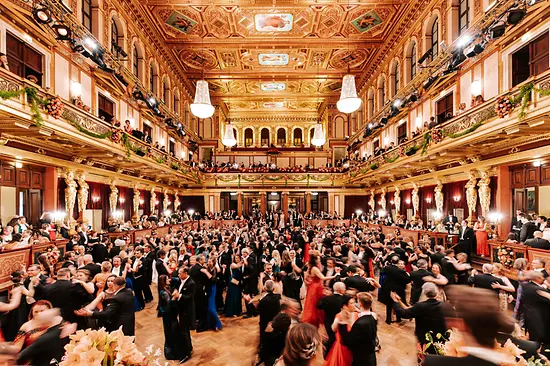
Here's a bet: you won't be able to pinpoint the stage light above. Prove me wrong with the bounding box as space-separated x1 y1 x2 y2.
32 5 52 24
489 23 506 39
508 9 526 25
423 75 438 90
52 24 71 40
408 94 418 103
471 80 482 96
418 48 433 64
456 34 472 48
112 44 128 58
368 122 374 129
380 117 388 125
83 37 98 50
393 99 402 108
464 42 486 58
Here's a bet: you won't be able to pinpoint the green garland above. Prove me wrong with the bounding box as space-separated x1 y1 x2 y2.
442 121 483 139
421 132 431 156
405 145 419 156
369 163 379 170
170 163 180 170
0 87 47 127
384 155 399 164
121 134 132 158
66 115 113 139
152 155 167 165
509 82 550 120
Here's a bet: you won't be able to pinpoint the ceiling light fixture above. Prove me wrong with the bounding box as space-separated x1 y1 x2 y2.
311 121 326 147
337 67 361 114
222 119 237 147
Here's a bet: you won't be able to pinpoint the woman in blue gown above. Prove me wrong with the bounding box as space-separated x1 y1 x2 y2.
205 257 222 330
224 254 243 317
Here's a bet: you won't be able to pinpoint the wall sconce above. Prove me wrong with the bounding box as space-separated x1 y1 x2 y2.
534 160 541 167
155 200 159 206
112 210 123 219
119 197 125 204
167 200 172 205
92 196 100 203
15 162 23 169
425 197 432 204
139 199 144 205
470 80 482 96
488 212 503 223
378 209 387 217
453 195 461 202
355 209 363 215
164 210 171 216
405 199 411 204
390 200 395 205
71 81 82 98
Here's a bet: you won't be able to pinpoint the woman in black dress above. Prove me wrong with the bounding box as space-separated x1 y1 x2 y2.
158 275 181 360
281 250 303 307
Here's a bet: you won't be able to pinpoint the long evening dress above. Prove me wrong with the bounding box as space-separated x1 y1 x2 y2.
325 312 358 366
206 281 222 330
301 274 325 327
224 267 243 317
475 222 489 256
158 289 181 360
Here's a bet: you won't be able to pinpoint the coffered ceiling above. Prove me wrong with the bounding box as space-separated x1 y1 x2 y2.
138 0 414 115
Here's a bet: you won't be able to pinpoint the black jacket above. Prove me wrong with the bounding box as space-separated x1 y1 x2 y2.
92 288 135 336
409 269 433 304
316 294 346 335
524 237 550 250
520 221 538 243
344 275 375 293
42 279 89 323
258 292 281 334
467 273 505 293
520 281 550 343
393 298 447 344
338 314 378 366
176 277 196 329
16 324 70 366
81 263 102 278
380 265 411 304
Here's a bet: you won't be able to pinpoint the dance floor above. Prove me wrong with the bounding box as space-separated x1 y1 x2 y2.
135 286 417 365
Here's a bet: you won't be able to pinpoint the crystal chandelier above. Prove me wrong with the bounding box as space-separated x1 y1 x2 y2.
311 121 326 147
222 120 237 147
337 71 361 114
191 80 215 118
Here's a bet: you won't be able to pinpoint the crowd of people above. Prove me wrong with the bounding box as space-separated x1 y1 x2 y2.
0 208 550 365
197 160 353 174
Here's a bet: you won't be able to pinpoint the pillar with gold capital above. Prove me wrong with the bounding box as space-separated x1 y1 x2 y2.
132 185 140 225
237 192 243 217
260 191 267 213
465 171 478 224
76 172 89 221
163 189 170 214
282 191 289 216
305 192 312 214
64 169 78 224
150 188 157 216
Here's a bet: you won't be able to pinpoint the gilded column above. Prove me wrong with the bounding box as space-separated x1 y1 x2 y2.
260 191 267 213
478 169 491 218
368 189 375 214
150 188 157 216
132 185 140 224
64 169 78 223
465 171 478 223
163 189 170 213
282 191 289 216
174 192 181 213
412 183 420 217
109 180 118 213
237 192 243 217
394 186 401 216
434 178 444 214
76 172 89 218
305 192 312 214
380 187 387 211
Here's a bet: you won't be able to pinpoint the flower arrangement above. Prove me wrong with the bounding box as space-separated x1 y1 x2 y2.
496 244 515 269
495 96 514 118
59 327 162 366
430 127 443 144
110 129 123 144
44 97 65 119
73 96 91 113
267 148 280 155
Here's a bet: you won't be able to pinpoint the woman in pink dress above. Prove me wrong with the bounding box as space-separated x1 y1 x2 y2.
301 253 337 327
325 296 358 366
474 216 489 256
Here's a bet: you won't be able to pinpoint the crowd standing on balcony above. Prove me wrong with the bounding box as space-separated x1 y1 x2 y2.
198 159 355 173
1 205 550 365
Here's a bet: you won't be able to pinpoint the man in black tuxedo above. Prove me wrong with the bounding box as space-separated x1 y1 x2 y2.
142 244 155 303
155 250 169 277
338 292 377 366
61 251 77 269
525 231 550 249
430 245 445 268
189 255 208 332
392 282 447 354
80 254 101 278
90 237 109 264
242 248 259 318
322 258 341 288
442 212 458 232
41 268 88 324
440 249 471 285
532 259 549 278
467 264 505 293
257 280 281 343
175 266 195 364
521 215 538 243
457 220 475 260
409 259 433 304
520 271 550 349
380 256 410 324
75 276 135 336
24 264 48 301
344 265 375 293
316 282 347 359
129 247 146 310
216 243 232 310
511 210 524 236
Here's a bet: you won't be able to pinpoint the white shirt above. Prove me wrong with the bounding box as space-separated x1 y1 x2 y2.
112 266 122 276
178 277 188 299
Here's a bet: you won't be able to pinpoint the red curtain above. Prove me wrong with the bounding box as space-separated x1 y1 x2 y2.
181 196 205 214
344 195 369 218
444 181 466 215
401 188 412 215
117 186 132 222
420 185 436 219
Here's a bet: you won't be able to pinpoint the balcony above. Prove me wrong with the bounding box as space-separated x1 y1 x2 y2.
0 68 198 185
349 70 550 185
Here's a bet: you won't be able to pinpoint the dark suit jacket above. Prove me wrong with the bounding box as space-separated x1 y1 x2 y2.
410 269 434 304
177 277 196 329
155 259 169 278
92 288 135 335
16 324 69 366
441 257 457 284
142 252 154 284
520 222 538 243
42 279 89 323
458 226 476 255
467 273 504 293
316 294 346 336
520 281 550 343
394 299 447 343
91 243 109 264
344 275 375 293
430 252 445 267
81 263 101 278
258 292 281 333
339 314 377 366
524 237 550 250
380 265 411 304
425 355 503 366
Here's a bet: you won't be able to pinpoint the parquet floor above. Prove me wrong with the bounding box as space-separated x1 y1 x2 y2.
135 286 417 366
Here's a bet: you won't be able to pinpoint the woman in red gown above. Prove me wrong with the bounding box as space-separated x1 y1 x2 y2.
301 253 337 327
325 296 358 366
474 216 489 256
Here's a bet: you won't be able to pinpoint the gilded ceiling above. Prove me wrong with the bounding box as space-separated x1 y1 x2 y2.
142 1 409 116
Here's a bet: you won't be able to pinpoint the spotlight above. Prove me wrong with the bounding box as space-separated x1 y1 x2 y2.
70 39 92 58
407 94 418 103
393 99 402 108
380 117 388 125
32 5 52 24
418 48 434 64
113 44 128 58
463 42 485 58
456 34 472 49
528 0 542 5
52 24 72 40
507 9 526 25
115 72 129 86
423 75 438 90
368 122 374 129
132 89 145 101
389 106 399 117
83 37 98 51
489 23 506 39
147 97 157 107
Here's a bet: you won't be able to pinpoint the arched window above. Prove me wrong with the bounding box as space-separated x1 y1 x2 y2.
261 128 270 146
163 78 170 106
277 128 286 146
173 89 180 114
391 62 400 97
431 18 439 59
410 42 417 80
309 128 315 145
293 129 303 146
132 43 142 80
82 0 92 31
149 62 157 94
111 19 119 54
367 88 375 118
244 128 254 147
377 76 386 109
459 0 469 35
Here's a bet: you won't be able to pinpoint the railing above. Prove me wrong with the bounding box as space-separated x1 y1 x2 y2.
349 69 550 179
0 68 198 181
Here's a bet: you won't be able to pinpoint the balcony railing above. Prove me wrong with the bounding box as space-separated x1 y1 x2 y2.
0 68 199 181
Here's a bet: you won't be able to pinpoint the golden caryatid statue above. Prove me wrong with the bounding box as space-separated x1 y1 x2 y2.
163 189 170 213
465 171 478 222
64 169 77 221
394 186 401 215
478 170 491 218
380 187 387 211
412 183 420 217
434 179 444 215
174 194 181 213
109 182 119 213
150 188 157 216
132 186 140 223
77 172 89 214
368 190 376 214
